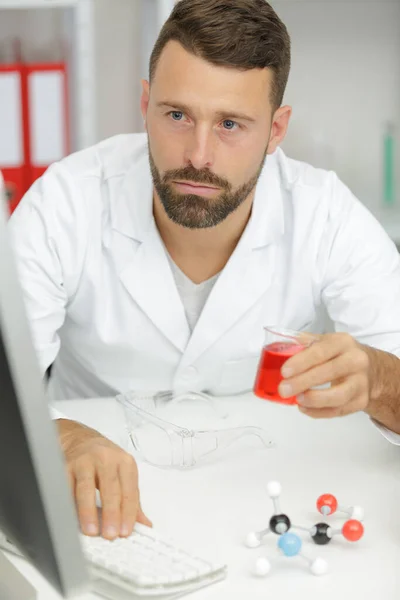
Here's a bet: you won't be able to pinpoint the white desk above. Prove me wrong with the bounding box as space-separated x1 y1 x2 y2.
6 395 400 599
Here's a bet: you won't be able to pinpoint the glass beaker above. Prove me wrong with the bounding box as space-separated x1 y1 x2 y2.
254 326 308 405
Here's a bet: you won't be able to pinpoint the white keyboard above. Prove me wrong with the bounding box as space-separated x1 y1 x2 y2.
0 524 227 599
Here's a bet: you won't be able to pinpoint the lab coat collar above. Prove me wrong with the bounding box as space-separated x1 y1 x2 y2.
110 147 154 242
249 149 285 248
111 145 285 248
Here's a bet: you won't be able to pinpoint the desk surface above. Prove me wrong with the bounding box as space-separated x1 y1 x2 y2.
6 395 400 600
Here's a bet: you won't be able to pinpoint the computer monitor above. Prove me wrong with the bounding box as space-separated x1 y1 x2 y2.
0 181 89 598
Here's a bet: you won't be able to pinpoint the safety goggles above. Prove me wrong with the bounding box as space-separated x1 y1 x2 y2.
116 391 275 469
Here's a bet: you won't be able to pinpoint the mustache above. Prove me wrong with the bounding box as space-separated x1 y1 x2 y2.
162 166 231 190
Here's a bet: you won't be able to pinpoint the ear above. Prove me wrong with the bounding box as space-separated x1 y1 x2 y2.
140 79 150 129
267 105 292 154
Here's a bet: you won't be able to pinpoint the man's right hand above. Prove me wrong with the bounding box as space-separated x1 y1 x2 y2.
56 419 152 540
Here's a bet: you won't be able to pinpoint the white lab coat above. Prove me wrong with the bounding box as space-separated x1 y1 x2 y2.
7 134 400 441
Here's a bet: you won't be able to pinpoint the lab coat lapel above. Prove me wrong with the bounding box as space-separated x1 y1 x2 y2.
110 149 191 353
119 226 191 353
181 153 285 367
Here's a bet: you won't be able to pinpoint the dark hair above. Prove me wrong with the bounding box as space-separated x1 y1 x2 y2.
149 0 291 110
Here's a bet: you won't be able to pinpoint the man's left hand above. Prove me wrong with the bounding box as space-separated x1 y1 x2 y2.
278 333 372 418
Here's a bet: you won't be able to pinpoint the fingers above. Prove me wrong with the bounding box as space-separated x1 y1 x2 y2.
64 431 149 541
282 333 356 378
67 467 75 496
98 463 122 540
119 456 152 535
298 397 364 419
74 461 99 536
297 374 368 411
279 351 365 399
118 455 140 537
137 505 153 528
71 449 148 539
276 333 371 419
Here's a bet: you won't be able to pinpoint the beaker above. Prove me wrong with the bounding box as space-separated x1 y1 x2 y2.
254 326 308 405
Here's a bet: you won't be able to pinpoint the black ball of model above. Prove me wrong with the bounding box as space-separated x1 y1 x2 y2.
311 523 332 546
270 514 291 535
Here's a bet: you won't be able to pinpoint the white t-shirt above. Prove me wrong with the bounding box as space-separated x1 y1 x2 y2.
166 253 220 333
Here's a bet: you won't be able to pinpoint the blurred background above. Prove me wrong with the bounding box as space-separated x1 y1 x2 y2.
0 0 399 241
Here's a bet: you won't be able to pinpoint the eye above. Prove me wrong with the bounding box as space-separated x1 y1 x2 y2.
170 111 184 121
222 119 238 131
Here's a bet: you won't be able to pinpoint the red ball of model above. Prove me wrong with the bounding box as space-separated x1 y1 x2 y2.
342 520 364 542
317 494 338 516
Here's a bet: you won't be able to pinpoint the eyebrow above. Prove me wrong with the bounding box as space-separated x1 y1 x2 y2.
156 101 257 124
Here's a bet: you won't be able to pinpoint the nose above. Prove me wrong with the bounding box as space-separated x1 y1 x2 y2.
183 125 215 171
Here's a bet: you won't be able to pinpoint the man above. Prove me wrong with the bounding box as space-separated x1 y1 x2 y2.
8 0 400 541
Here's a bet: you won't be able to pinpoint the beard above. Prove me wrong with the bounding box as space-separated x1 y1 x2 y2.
148 144 267 229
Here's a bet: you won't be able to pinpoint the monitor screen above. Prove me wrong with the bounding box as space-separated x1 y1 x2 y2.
0 183 89 598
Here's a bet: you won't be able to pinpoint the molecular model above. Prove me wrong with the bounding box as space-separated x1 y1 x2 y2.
245 481 364 577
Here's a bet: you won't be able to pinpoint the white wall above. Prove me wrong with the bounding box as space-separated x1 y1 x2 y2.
94 0 142 140
91 0 174 140
140 0 160 81
94 0 174 139
272 0 400 213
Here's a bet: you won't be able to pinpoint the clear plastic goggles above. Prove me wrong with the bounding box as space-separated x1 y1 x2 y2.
116 391 275 469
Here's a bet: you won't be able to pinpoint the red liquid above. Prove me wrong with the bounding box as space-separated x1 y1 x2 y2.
254 341 304 405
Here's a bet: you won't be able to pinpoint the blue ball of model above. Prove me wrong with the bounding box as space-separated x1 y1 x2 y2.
278 532 302 557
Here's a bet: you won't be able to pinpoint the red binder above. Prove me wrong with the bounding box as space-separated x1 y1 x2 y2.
25 62 70 185
1 44 70 215
0 62 30 214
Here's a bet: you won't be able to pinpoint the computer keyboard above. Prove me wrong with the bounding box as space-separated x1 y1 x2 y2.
0 523 227 599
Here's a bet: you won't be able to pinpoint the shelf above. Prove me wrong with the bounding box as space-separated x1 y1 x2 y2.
0 0 96 151
0 0 79 8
